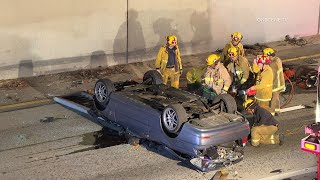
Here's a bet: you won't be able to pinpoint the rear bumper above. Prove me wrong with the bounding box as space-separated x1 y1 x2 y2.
171 121 250 156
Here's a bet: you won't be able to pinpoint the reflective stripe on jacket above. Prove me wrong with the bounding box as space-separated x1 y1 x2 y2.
270 56 285 92
155 45 182 74
204 62 231 94
253 65 273 101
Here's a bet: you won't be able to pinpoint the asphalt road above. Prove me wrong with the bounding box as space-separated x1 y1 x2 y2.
0 88 318 180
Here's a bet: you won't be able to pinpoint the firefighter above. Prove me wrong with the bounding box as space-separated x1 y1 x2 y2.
247 55 273 111
155 35 183 89
221 32 245 67
226 46 253 93
186 66 206 94
264 48 286 116
202 54 231 101
243 98 284 146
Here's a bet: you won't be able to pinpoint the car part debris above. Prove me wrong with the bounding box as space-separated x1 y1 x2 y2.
280 105 306 113
270 169 283 174
71 80 84 87
40 116 66 123
285 35 307 46
190 146 244 172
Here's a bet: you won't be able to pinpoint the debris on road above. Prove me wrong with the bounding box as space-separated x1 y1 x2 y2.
280 105 306 113
303 58 318 64
244 43 269 55
0 79 28 90
40 116 66 123
270 169 283 174
71 80 84 87
212 169 229 180
65 65 129 80
17 134 27 142
285 35 307 46
72 80 83 85
5 93 20 102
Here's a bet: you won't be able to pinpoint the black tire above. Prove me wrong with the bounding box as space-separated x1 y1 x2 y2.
161 104 188 134
94 79 115 110
212 94 237 114
143 70 163 85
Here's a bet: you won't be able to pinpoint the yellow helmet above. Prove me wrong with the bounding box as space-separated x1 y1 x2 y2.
166 35 178 45
231 32 243 42
227 47 238 57
207 54 220 66
263 48 275 56
243 99 256 110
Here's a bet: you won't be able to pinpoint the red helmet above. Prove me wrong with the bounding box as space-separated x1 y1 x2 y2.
257 55 271 64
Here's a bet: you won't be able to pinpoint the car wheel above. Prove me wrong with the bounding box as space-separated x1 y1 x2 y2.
212 94 237 114
94 79 115 110
162 104 188 134
143 70 163 85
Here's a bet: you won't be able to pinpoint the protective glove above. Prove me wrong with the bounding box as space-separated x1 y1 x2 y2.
186 71 196 83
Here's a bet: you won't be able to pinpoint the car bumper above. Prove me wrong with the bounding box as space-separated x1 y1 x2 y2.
169 121 250 156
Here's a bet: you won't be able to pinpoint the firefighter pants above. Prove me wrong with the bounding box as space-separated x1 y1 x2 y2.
251 125 280 146
270 91 281 115
257 100 271 113
162 67 180 89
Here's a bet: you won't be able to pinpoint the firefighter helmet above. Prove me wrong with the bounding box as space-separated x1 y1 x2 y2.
243 98 257 110
257 55 271 64
227 47 238 57
231 32 243 42
263 48 275 56
166 35 178 45
207 54 220 66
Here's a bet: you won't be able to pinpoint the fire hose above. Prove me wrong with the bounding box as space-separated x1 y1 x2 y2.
281 73 295 108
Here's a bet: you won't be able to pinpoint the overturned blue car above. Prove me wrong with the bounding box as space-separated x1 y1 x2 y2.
54 70 250 172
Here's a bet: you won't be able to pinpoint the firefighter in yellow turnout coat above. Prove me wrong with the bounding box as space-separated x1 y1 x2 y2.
155 35 183 89
221 32 245 67
248 55 273 111
264 48 286 116
203 54 231 95
226 47 252 89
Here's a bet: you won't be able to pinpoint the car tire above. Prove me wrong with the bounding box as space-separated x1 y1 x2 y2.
94 79 115 110
143 70 163 85
212 94 237 114
162 104 188 134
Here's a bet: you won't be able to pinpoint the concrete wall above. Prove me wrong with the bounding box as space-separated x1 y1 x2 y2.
0 0 127 79
0 0 319 80
209 0 319 48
